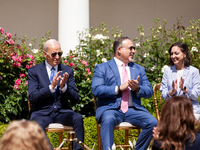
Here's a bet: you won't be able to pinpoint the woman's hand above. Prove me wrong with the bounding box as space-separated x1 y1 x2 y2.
152 127 160 138
169 79 177 96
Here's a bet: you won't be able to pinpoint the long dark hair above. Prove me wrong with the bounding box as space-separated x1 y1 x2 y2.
155 96 196 150
168 42 191 67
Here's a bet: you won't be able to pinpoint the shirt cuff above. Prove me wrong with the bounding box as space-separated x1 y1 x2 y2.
49 84 56 93
115 86 118 95
60 84 67 93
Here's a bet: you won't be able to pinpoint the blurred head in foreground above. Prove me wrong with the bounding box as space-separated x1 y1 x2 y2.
0 120 50 150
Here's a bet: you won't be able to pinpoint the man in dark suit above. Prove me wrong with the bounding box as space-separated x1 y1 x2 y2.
28 39 84 150
92 37 157 150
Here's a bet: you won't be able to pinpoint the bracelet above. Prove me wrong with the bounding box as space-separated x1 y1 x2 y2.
135 86 140 93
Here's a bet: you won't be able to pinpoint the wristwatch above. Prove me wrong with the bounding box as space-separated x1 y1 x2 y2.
135 86 140 93
118 86 121 93
183 86 187 91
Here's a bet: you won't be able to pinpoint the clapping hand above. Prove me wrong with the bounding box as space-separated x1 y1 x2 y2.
128 75 140 91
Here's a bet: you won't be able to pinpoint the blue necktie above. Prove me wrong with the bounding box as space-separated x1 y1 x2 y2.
50 67 57 100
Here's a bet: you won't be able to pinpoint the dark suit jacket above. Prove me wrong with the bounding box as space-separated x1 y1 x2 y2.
91 58 153 123
28 61 79 119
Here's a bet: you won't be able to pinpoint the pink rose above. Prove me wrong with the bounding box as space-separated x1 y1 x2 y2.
69 55 74 59
20 73 26 78
26 65 30 69
69 62 75 67
15 79 21 85
86 68 90 72
0 27 4 34
29 61 33 64
14 84 19 90
26 81 28 86
63 60 67 64
82 60 88 66
5 32 12 39
17 45 20 49
12 56 18 61
18 56 23 63
29 65 33 68
16 63 21 68
28 54 34 60
6 39 15 44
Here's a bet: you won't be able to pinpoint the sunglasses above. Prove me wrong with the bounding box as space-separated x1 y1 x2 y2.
121 46 136 51
47 52 63 57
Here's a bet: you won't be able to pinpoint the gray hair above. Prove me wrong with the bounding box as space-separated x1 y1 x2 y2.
43 39 60 51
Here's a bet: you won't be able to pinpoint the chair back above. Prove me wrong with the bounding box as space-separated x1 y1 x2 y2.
153 83 163 121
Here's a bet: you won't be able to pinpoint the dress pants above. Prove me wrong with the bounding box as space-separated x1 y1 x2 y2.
31 108 84 150
100 107 157 150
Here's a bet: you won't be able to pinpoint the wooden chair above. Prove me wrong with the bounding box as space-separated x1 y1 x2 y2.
153 83 163 121
27 98 73 150
94 97 141 150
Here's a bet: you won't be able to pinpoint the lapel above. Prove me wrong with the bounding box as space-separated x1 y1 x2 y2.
128 62 137 80
171 65 177 81
182 66 190 80
40 61 51 85
109 58 121 85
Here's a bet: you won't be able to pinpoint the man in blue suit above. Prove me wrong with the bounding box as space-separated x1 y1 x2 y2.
92 37 157 150
28 39 84 150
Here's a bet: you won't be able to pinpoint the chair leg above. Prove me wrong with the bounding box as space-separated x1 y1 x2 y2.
125 130 129 150
96 122 102 150
59 132 63 145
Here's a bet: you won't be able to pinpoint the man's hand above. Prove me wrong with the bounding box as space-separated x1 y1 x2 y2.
51 71 62 89
60 72 69 88
119 81 129 91
128 75 140 91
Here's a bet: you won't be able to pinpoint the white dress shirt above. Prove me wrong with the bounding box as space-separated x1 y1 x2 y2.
114 57 134 107
45 60 67 93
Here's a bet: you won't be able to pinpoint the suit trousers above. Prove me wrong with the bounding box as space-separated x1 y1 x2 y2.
100 107 157 150
31 108 84 150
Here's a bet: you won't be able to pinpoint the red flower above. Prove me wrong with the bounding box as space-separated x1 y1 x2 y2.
26 81 28 86
0 27 4 34
20 73 26 78
69 62 75 67
63 60 67 64
82 60 88 66
69 55 74 59
14 84 20 90
26 65 30 69
5 32 12 39
15 79 21 85
86 68 90 72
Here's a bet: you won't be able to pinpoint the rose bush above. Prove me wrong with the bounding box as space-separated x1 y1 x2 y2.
0 28 36 122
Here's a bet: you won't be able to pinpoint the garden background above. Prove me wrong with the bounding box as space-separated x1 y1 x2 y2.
0 18 200 149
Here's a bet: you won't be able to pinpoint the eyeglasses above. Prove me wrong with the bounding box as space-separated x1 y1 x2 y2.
46 51 63 57
121 46 136 51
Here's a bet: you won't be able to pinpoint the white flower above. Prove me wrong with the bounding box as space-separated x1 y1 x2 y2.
92 34 109 40
112 143 116 150
31 49 38 53
140 32 144 36
165 50 168 54
151 66 156 71
161 65 169 73
96 49 101 57
143 53 149 57
158 26 162 29
29 43 32 47
191 46 198 52
135 42 140 47
102 58 107 62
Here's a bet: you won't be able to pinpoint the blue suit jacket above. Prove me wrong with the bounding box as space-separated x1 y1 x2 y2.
92 58 153 123
160 65 200 113
28 62 79 119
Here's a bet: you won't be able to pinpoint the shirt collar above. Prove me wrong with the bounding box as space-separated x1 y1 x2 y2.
114 57 127 67
45 60 58 71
